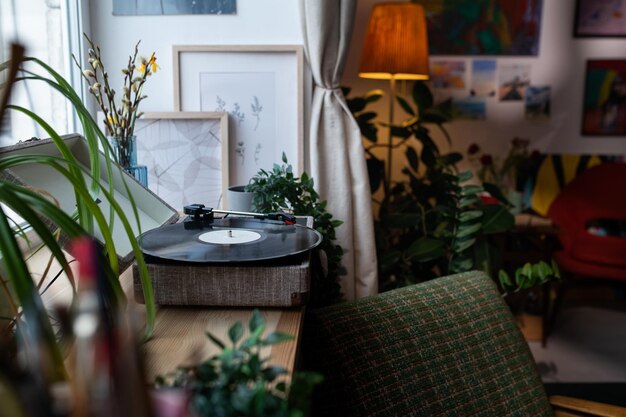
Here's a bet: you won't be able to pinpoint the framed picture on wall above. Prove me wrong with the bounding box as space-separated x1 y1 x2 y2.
581 60 626 136
113 0 236 16
415 0 543 55
173 45 304 186
134 112 229 209
574 0 626 37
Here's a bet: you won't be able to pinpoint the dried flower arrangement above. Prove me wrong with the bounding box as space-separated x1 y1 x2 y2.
73 35 157 168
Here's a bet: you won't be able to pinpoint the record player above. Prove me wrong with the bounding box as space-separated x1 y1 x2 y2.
132 204 322 307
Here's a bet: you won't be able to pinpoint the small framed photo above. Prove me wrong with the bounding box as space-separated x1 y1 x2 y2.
134 112 229 209
574 0 626 37
581 60 626 136
173 45 304 186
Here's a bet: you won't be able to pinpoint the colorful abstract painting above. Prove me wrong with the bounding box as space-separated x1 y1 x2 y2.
417 0 543 55
582 60 626 135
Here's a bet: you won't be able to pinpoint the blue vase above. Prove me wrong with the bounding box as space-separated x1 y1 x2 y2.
108 135 148 187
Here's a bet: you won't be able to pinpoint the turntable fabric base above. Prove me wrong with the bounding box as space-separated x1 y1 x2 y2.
133 253 311 307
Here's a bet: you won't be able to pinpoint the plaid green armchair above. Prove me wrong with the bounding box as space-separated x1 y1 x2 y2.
303 271 626 417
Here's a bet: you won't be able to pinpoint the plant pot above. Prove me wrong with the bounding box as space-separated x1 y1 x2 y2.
227 185 255 212
151 388 190 417
516 312 543 341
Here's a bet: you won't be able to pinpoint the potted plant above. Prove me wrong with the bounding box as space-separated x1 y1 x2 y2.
245 154 344 307
345 82 515 291
498 260 561 341
0 39 157 395
155 309 322 417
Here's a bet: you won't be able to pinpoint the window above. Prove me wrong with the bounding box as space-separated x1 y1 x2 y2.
0 0 86 146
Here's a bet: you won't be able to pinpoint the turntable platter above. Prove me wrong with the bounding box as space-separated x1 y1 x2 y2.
138 217 322 263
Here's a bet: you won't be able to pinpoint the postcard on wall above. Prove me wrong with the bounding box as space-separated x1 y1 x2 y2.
416 0 542 55
525 86 550 120
113 0 236 15
498 63 531 101
453 97 487 120
574 0 626 37
430 60 467 90
470 60 496 97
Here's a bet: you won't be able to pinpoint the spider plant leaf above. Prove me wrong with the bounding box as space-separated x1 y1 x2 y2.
9 58 154 337
0 184 78 289
0 205 67 382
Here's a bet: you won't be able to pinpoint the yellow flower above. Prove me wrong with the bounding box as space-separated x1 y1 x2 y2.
137 55 159 74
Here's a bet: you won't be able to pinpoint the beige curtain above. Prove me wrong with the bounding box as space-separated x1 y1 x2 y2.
299 0 378 299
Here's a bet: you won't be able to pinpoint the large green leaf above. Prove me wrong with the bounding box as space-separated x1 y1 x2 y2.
6 56 156 338
406 238 444 262
0 205 67 382
412 81 434 111
366 157 385 193
405 146 419 171
396 95 416 116
482 182 510 206
481 204 515 234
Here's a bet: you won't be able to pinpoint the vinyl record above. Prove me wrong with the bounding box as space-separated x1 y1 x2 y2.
138 217 323 263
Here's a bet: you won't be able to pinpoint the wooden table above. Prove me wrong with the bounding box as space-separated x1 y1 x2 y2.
124 268 305 381
140 304 304 381
32 251 304 381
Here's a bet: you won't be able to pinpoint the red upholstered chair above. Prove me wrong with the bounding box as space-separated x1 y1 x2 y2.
546 162 626 330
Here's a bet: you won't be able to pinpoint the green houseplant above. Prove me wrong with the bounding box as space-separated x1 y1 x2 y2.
245 155 344 306
345 82 514 291
156 309 322 417
0 42 155 393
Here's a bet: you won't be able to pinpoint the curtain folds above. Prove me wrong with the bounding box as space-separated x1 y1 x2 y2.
299 0 378 299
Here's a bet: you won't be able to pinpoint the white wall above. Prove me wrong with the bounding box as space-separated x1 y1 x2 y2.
344 0 626 166
89 0 626 169
89 0 303 114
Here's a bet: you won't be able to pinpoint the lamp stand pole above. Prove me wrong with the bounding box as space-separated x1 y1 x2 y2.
385 75 396 197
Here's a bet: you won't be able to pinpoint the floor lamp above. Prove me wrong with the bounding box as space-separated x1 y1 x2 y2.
359 2 430 195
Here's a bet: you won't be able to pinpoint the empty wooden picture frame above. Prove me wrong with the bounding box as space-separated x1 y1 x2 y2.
173 45 304 186
134 112 229 210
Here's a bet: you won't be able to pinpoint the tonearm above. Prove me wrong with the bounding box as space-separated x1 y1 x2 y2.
183 204 297 225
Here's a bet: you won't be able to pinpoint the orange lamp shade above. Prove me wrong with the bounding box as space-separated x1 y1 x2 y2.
359 2 430 80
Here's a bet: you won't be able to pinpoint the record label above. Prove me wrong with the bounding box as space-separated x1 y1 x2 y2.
198 229 261 245
138 217 322 263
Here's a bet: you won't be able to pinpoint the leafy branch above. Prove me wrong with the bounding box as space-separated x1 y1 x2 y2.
245 154 344 306
156 310 322 417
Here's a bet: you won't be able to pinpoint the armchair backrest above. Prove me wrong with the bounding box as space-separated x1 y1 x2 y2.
547 162 626 269
303 271 552 417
